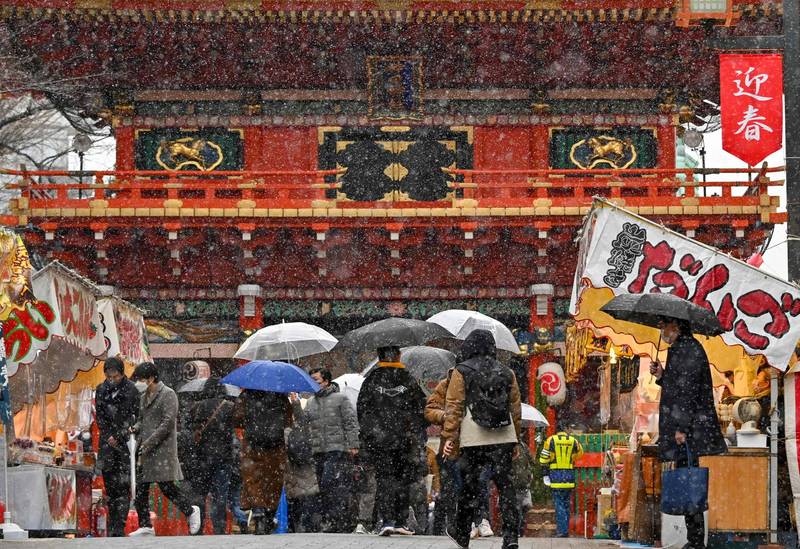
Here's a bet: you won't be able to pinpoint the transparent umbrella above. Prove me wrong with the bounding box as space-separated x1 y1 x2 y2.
234 322 338 361
427 309 521 353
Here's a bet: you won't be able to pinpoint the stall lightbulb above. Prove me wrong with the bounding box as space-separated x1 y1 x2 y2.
609 346 618 364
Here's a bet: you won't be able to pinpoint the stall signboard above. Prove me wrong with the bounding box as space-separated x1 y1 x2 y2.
5 263 105 374
98 297 151 365
570 198 800 371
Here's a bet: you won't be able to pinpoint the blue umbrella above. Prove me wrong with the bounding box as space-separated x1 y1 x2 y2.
221 360 320 393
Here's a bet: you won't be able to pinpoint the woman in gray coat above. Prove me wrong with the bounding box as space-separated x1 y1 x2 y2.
128 362 201 537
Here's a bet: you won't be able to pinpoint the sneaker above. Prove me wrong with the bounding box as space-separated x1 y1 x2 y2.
446 527 469 549
478 519 494 537
394 525 414 535
355 523 369 534
470 523 480 539
187 505 202 535
378 525 395 536
128 526 155 537
502 543 519 549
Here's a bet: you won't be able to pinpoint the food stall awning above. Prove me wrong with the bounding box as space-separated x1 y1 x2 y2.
570 198 800 372
98 295 151 365
7 261 107 412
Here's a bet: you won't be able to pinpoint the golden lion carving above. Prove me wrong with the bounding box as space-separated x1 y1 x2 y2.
160 139 208 169
586 136 632 165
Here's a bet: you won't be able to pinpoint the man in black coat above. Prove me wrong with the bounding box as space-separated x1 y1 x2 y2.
650 318 726 549
357 345 427 537
95 357 140 537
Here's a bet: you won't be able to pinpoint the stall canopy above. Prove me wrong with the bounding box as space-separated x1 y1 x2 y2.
6 261 107 413
570 198 800 374
98 296 151 366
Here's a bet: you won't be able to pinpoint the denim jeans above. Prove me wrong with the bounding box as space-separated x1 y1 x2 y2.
192 460 233 534
551 488 572 537
314 451 354 532
227 471 248 526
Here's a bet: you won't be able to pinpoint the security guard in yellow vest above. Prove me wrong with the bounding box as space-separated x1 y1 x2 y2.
538 429 583 537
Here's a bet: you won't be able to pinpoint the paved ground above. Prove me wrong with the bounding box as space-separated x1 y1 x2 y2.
5 533 618 548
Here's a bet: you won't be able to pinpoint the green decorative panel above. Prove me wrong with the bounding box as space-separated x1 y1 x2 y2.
135 128 243 171
549 127 658 170
134 300 239 320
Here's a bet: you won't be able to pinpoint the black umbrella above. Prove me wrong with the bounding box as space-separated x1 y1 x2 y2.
600 292 723 336
336 318 453 352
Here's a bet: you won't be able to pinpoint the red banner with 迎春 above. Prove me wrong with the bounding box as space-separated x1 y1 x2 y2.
720 53 783 166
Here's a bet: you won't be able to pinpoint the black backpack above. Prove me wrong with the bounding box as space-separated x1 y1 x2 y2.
457 357 513 429
286 425 314 464
244 393 286 450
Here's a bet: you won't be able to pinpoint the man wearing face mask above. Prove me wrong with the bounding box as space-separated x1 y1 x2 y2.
95 357 140 537
649 318 726 549
128 362 201 537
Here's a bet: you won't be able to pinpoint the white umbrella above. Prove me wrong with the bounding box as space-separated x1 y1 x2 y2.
127 433 137 502
521 402 549 428
332 373 364 408
234 322 338 361
427 310 521 353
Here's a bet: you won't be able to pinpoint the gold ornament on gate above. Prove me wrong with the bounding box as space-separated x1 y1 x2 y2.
156 137 224 171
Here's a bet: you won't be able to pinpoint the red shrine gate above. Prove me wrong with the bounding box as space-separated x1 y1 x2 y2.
0 0 786 534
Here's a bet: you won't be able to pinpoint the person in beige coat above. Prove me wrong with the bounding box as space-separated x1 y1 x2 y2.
129 362 201 537
441 330 522 549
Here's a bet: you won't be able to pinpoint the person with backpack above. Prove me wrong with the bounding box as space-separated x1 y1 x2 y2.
357 345 427 536
233 389 293 535
301 368 360 532
538 424 583 538
441 329 522 549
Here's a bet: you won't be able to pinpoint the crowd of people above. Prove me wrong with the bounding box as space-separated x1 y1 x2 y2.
94 330 539 549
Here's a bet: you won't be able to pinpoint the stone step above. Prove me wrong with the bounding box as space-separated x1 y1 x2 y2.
526 508 556 522
524 508 557 538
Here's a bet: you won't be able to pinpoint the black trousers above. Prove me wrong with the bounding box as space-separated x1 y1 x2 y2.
676 448 705 548
314 451 354 532
135 480 194 528
455 444 518 547
370 448 415 528
102 457 131 537
432 454 461 535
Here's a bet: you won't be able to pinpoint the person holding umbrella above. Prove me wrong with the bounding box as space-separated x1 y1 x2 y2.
650 317 726 549
357 345 428 536
301 367 360 533
233 389 293 535
601 293 727 549
94 357 139 537
221 360 320 535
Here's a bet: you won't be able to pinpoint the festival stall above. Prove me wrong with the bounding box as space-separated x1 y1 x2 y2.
0 255 149 536
568 198 800 546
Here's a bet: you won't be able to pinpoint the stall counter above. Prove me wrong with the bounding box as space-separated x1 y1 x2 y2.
4 464 92 534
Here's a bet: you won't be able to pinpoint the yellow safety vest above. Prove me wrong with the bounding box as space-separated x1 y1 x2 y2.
538 432 584 489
